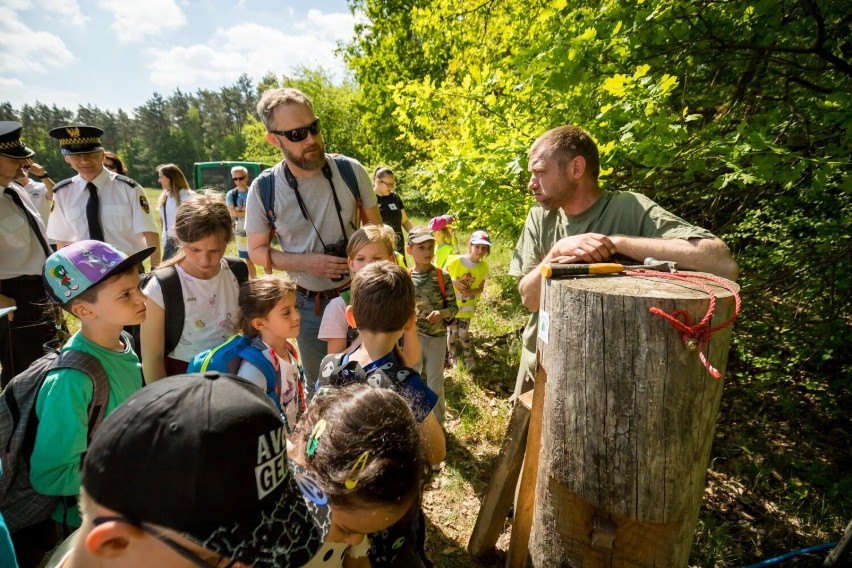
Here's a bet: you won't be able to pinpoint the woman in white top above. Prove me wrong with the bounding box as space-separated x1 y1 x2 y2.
141 191 245 383
156 163 194 261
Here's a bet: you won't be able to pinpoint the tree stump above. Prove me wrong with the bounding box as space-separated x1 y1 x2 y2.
528 272 738 567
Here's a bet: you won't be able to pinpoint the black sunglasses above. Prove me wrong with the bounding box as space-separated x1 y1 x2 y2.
92 516 235 567
104 162 117 169
268 118 320 142
232 176 246 181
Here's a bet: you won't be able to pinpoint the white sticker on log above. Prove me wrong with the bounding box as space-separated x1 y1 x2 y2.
538 309 550 344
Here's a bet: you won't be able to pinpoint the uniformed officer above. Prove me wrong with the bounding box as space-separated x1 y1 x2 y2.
0 121 57 387
47 125 160 266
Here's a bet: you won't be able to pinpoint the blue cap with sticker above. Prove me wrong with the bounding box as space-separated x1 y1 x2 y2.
43 240 154 303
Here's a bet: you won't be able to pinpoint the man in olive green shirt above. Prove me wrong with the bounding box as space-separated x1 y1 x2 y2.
509 125 739 397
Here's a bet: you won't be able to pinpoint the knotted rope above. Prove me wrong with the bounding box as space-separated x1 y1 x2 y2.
625 270 741 379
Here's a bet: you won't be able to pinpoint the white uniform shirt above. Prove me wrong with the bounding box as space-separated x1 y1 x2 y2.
15 179 51 225
0 184 48 278
244 155 377 292
47 168 158 255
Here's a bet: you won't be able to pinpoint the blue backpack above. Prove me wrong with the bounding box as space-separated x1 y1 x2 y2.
187 335 278 410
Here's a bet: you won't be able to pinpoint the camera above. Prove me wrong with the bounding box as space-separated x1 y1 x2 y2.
323 239 348 259
324 239 349 282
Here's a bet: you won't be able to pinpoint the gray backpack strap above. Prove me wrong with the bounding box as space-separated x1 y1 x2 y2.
330 155 361 202
54 348 112 443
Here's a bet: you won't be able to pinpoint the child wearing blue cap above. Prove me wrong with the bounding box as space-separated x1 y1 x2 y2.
13 240 153 564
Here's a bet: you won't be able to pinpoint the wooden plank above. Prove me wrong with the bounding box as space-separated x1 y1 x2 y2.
467 391 533 557
506 364 547 567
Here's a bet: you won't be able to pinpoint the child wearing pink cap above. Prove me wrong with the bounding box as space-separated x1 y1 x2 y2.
427 214 457 268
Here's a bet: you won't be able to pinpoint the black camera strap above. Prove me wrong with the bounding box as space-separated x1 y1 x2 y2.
284 161 348 249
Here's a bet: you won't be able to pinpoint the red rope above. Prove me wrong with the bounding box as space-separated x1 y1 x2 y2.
624 270 742 379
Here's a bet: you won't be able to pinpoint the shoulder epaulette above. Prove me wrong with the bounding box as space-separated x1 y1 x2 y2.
114 174 138 188
52 179 73 192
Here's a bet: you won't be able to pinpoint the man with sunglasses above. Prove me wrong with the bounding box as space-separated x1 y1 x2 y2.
226 166 257 278
45 372 323 567
245 87 381 383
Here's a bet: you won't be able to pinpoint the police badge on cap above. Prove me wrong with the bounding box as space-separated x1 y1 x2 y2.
48 124 104 155
0 121 35 159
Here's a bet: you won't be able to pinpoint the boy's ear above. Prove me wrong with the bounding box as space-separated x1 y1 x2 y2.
85 518 139 559
345 305 357 329
405 245 412 255
70 300 95 321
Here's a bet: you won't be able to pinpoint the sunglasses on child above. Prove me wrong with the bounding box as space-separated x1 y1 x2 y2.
268 118 321 142
92 516 236 567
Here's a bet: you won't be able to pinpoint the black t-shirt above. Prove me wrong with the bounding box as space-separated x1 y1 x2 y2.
377 193 406 252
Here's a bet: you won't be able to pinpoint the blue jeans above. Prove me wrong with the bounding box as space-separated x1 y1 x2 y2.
296 289 332 394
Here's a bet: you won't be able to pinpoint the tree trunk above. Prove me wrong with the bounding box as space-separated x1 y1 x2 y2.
529 273 737 567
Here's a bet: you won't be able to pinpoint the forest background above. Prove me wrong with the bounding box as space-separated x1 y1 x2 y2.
2 0 849 565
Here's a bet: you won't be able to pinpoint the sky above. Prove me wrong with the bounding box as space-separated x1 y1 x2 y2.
0 0 358 114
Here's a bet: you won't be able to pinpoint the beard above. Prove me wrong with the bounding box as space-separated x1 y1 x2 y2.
283 139 326 171
538 177 577 210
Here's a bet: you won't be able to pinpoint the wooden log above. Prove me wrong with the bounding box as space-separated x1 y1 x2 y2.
468 390 533 557
528 272 737 567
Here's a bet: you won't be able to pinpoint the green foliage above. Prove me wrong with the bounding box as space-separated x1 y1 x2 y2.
346 0 851 397
347 2 850 561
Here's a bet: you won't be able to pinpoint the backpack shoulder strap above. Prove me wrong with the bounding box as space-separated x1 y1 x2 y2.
330 155 361 202
237 344 278 398
53 350 111 443
152 265 183 356
224 257 249 285
409 267 448 308
436 267 448 308
256 168 276 229
226 188 237 205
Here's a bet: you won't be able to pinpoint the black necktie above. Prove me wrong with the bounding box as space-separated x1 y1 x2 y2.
4 186 51 258
86 182 105 241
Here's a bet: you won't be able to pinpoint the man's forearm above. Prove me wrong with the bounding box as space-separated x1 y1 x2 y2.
249 241 304 272
518 263 545 313
143 232 161 267
610 236 739 280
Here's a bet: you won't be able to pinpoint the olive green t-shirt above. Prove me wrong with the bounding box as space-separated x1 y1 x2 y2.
509 191 715 382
